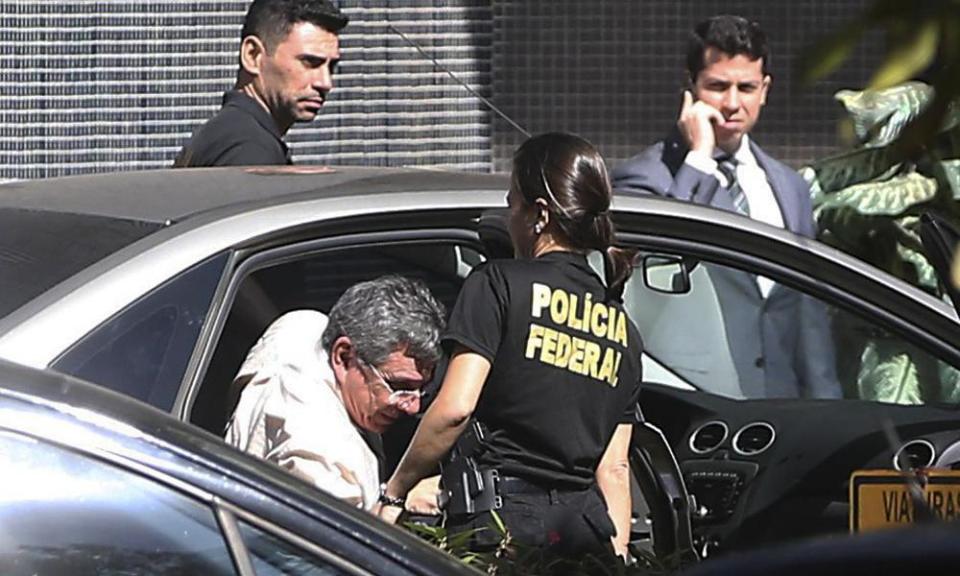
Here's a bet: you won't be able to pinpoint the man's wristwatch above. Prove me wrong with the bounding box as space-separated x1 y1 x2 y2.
378 483 405 508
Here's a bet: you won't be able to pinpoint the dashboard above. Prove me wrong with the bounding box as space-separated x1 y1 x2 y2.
640 383 960 554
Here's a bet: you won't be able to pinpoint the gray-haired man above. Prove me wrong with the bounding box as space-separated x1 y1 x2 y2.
226 275 446 510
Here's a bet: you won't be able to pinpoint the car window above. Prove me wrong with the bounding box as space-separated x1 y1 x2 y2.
237 520 351 576
0 208 162 321
52 253 228 411
191 240 482 435
624 255 960 405
0 430 236 575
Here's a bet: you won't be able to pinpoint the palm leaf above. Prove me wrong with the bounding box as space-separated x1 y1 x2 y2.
857 340 922 404
815 171 937 216
896 243 940 290
834 82 934 147
805 147 902 193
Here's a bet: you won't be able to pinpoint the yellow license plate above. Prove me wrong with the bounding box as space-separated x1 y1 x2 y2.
850 469 960 532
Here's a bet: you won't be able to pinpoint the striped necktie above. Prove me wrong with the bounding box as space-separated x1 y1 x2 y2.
717 157 750 216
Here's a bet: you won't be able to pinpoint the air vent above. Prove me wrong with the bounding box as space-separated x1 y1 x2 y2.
893 439 936 471
732 422 776 456
689 421 728 454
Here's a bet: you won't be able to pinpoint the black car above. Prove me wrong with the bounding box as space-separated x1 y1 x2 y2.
0 358 477 576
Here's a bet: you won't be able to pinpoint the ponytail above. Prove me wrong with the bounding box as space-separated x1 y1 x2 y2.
603 245 638 302
591 211 637 301
512 132 636 298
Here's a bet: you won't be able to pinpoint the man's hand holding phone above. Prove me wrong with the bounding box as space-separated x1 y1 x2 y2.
677 90 724 156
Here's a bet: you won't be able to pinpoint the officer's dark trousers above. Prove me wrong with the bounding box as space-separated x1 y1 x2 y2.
446 477 617 559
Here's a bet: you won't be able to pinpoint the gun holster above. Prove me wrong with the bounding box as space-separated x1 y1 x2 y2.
440 420 502 516
443 466 502 516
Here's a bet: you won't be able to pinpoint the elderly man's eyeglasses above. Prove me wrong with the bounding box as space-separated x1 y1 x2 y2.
361 360 423 405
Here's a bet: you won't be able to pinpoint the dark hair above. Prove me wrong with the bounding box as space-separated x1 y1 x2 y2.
322 275 446 366
242 0 348 49
512 132 636 301
686 15 769 82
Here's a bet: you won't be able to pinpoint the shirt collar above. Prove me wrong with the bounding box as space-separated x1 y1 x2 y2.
713 135 757 167
222 90 288 147
730 135 757 167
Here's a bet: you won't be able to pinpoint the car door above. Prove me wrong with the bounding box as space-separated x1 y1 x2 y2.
0 365 478 576
175 209 486 440
610 198 960 553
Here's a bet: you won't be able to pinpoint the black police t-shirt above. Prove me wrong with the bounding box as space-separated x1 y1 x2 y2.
443 251 643 488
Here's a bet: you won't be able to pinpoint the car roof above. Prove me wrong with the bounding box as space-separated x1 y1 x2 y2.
0 166 511 224
0 359 475 575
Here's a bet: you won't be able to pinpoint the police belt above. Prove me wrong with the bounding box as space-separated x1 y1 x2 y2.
498 476 560 494
441 419 590 516
444 470 590 516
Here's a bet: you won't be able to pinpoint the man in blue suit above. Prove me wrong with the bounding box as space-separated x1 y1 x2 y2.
613 15 840 399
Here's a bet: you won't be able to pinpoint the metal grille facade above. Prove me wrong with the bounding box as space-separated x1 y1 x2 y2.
1 1 883 180
0 0 493 180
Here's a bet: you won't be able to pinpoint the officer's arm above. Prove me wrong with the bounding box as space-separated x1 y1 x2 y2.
596 423 633 558
382 346 490 507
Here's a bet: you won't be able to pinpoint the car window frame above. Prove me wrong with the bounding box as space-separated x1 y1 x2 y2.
0 426 243 574
50 251 231 412
176 225 484 422
615 216 960 396
2 416 412 576
174 204 960 409
216 501 376 576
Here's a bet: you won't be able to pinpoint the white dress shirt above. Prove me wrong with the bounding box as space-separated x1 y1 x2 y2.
225 310 380 510
686 136 782 297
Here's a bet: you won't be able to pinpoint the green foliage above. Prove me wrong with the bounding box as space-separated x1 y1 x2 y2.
798 0 960 157
815 171 937 217
857 339 922 404
834 81 943 148
804 82 960 405
803 82 960 294
403 515 679 576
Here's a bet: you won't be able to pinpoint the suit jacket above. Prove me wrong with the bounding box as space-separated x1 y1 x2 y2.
612 135 840 399
611 133 816 238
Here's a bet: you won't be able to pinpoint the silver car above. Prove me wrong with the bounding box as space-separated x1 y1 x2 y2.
2 165 960 558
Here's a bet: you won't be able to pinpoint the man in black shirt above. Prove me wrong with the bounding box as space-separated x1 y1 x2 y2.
174 0 347 167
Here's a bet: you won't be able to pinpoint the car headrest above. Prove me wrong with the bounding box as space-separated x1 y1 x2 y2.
478 208 513 260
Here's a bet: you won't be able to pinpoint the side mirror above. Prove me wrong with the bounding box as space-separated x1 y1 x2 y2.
642 255 691 294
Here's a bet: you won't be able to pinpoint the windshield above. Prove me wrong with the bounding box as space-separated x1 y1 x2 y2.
0 208 162 320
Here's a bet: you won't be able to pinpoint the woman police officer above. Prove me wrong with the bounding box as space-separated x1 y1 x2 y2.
379 132 643 559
